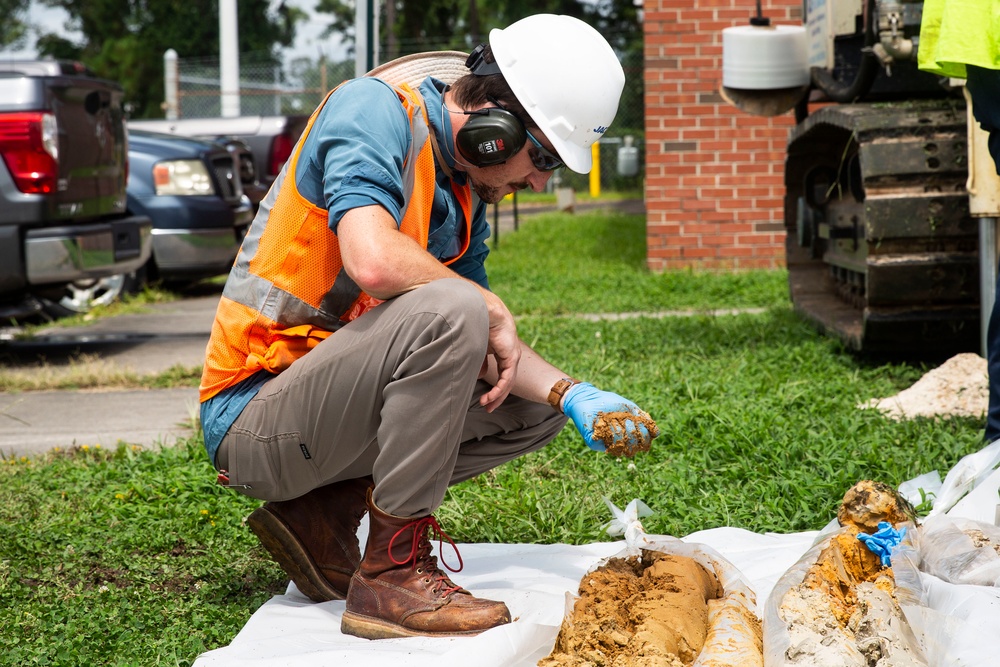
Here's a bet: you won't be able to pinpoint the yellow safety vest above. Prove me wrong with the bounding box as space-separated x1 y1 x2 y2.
919 0 1000 77
199 82 473 402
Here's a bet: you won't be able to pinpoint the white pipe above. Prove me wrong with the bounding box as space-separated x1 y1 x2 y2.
164 49 179 119
220 0 240 117
981 217 998 358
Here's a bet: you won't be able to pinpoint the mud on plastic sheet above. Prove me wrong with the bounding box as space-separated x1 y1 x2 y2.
892 514 1000 667
539 499 764 667
764 522 927 667
764 465 1000 667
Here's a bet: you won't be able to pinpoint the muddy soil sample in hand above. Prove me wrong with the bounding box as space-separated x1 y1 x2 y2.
594 410 660 458
539 549 723 667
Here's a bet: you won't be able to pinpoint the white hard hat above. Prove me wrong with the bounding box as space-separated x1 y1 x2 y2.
488 14 625 174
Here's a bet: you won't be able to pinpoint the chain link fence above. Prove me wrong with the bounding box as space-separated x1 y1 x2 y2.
172 41 644 193
172 51 351 118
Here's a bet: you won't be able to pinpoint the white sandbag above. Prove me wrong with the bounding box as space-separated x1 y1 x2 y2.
893 542 1000 666
763 524 927 667
541 499 764 667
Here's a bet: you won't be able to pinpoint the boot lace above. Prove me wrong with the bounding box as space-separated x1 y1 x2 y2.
388 516 464 597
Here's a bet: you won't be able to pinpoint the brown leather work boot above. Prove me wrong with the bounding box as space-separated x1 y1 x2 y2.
247 476 373 602
341 489 511 639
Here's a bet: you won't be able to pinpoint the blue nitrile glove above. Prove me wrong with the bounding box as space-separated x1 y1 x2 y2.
856 521 907 567
561 382 658 453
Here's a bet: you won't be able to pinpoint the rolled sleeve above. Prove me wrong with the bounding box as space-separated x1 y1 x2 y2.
293 78 413 233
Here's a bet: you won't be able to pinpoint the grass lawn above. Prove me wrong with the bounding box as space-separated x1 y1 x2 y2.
0 210 984 666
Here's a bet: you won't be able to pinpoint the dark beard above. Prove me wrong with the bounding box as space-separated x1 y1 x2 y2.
470 180 504 205
470 179 529 205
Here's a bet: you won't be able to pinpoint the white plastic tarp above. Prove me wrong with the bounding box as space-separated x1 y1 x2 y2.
194 442 1000 667
193 524 818 666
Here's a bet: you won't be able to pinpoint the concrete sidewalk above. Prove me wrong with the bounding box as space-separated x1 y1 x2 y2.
0 294 219 458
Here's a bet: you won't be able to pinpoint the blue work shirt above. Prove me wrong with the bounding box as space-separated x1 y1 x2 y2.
201 76 491 466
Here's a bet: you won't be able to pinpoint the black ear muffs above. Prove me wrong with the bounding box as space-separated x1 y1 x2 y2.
455 107 527 167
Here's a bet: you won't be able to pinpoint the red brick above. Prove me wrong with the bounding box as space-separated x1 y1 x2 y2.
644 0 799 270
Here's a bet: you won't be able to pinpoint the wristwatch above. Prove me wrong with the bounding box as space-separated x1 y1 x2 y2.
547 377 580 412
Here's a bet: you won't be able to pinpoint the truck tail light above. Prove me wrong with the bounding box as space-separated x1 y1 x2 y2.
0 111 59 194
268 132 293 178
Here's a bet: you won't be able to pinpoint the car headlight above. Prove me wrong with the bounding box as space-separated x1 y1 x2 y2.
152 159 214 196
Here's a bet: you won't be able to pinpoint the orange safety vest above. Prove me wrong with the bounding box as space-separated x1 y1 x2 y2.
199 81 473 402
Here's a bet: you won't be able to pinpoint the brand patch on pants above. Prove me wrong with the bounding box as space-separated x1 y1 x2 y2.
299 442 312 459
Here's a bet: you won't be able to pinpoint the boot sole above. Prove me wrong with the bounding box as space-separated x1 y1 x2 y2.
247 506 347 602
341 611 494 640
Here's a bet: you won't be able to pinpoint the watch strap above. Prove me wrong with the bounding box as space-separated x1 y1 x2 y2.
547 377 579 412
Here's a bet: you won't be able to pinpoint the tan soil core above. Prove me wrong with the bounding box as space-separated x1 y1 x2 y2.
800 531 889 627
778 481 926 666
539 550 725 667
595 410 660 458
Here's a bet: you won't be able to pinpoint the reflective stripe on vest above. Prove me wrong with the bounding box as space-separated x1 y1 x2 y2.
199 81 473 402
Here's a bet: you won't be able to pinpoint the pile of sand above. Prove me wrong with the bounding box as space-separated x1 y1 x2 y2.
859 353 987 420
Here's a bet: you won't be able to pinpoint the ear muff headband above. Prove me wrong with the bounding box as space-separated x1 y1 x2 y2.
465 44 502 77
455 107 527 167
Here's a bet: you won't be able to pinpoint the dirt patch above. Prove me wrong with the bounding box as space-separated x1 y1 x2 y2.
539 549 726 667
859 352 987 420
595 410 660 458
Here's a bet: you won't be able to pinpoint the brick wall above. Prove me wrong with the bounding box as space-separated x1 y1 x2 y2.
643 0 803 271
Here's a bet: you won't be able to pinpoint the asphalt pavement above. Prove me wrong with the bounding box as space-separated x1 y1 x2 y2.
0 198 645 460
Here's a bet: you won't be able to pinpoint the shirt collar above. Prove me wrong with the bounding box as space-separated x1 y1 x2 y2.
420 77 467 185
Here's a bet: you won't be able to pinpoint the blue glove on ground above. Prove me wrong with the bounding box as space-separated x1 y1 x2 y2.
561 382 658 453
856 521 907 567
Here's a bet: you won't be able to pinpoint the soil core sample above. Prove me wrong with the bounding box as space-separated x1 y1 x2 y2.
539 549 726 667
837 480 915 534
777 480 925 666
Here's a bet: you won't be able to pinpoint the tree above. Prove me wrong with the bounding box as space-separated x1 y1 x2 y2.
314 0 628 62
35 0 305 118
0 0 30 49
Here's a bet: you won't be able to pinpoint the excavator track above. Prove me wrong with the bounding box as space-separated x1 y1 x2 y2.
784 98 978 356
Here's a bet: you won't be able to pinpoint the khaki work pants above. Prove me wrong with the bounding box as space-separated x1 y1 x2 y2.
216 278 567 517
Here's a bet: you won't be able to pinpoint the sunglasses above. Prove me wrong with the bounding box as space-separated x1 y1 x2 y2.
487 96 563 172
524 128 564 172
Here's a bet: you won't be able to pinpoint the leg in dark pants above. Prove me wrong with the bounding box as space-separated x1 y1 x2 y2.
967 66 1000 442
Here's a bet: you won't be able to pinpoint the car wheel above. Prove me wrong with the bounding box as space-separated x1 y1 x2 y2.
39 265 148 318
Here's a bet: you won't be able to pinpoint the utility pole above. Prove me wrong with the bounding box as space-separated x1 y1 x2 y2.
220 0 240 117
354 0 379 77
